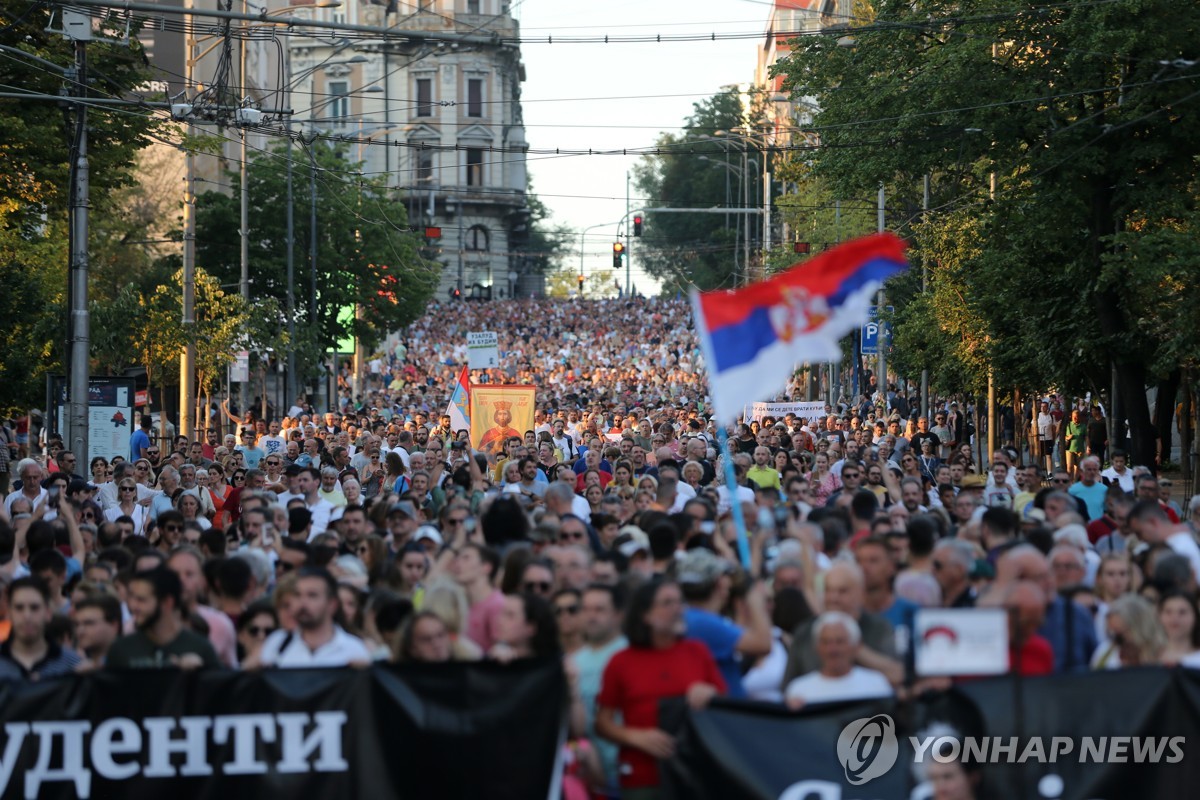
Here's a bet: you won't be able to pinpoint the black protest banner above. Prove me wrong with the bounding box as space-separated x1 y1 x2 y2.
0 659 565 800
663 668 1200 800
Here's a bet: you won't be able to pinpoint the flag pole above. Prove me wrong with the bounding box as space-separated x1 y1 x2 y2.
717 425 752 568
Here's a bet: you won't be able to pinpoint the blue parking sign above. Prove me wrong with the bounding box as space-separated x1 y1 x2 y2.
861 306 893 355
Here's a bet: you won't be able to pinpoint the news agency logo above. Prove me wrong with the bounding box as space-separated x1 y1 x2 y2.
836 714 899 786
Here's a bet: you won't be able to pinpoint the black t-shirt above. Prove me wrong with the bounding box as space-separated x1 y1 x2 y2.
910 431 942 452
105 628 221 670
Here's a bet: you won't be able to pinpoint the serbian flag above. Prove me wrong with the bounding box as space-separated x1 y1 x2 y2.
692 233 909 422
446 366 472 440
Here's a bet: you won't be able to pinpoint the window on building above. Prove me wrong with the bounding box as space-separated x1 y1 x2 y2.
328 81 349 127
467 0 480 14
466 148 484 186
467 78 483 117
416 78 432 117
466 225 490 251
415 149 434 183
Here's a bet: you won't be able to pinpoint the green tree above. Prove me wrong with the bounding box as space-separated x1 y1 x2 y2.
0 3 159 409
634 88 767 293
195 141 437 383
773 0 1200 465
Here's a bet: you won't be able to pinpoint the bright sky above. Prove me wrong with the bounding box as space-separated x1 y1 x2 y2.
513 0 768 295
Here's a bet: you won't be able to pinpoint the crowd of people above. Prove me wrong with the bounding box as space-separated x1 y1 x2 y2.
0 296 1196 800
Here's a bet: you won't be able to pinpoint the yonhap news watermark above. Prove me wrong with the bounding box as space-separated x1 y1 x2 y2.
834 713 1185 788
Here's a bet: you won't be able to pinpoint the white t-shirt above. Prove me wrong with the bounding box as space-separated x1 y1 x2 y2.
1166 530 1200 584
259 626 371 668
1100 467 1135 493
305 497 336 538
784 666 894 706
258 435 286 457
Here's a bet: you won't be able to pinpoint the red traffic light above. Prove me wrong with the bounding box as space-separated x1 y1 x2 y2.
633 215 643 237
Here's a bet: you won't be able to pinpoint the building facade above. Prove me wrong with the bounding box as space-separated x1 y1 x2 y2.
284 0 534 300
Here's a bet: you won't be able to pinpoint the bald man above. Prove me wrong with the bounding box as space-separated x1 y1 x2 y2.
996 545 1096 674
781 562 902 690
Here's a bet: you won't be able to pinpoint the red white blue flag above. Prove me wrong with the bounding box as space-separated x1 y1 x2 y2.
446 365 471 439
692 233 909 422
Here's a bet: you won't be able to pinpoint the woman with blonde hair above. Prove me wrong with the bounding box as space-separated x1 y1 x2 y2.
419 578 483 660
1093 594 1167 669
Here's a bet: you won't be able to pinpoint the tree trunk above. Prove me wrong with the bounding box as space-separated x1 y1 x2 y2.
1088 173 1157 472
1182 370 1192 493
1154 369 1181 470
160 383 169 445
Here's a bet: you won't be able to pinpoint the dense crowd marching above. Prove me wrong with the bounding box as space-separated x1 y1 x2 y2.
0 296 1196 799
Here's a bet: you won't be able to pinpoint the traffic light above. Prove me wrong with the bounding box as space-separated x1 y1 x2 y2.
449 286 461 301
577 274 585 289
633 214 643 237
612 241 625 269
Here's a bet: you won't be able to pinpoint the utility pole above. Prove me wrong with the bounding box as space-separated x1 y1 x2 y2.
285 134 296 407
239 0 251 421
921 174 930 419
741 147 750 287
762 159 771 270
179 0 197 439
876 183 886 408
625 171 631 297
986 170 997 466
65 17 91 467
309 134 319 404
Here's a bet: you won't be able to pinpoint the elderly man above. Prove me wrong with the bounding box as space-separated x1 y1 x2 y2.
782 562 901 689
784 612 895 709
933 538 978 608
1068 456 1107 522
997 545 1097 673
5 459 47 515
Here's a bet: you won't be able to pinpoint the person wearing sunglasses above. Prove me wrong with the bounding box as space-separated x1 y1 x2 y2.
552 588 584 655
235 599 279 668
103 480 149 535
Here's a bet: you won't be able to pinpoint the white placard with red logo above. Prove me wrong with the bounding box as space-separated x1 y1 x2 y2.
914 608 1009 677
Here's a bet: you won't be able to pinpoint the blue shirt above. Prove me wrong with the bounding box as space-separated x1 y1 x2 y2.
1068 481 1107 522
130 429 150 461
684 607 746 698
881 596 919 637
1039 596 1098 674
237 445 265 470
571 636 627 793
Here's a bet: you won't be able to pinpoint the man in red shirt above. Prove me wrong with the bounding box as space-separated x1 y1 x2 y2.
596 578 724 799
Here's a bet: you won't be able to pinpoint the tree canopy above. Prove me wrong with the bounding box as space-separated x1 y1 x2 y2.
0 1 158 410
195 140 438 384
633 88 765 293
772 0 1200 465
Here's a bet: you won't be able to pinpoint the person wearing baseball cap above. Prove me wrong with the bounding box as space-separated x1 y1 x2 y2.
676 549 772 699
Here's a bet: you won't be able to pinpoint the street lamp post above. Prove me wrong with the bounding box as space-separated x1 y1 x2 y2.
280 50 366 406
578 220 620 296
715 129 773 282
698 154 758 287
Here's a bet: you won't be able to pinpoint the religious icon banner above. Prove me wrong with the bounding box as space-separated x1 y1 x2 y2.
470 384 536 458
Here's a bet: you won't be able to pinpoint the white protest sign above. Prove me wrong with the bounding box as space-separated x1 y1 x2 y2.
467 332 499 369
741 401 828 424
914 608 1010 677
